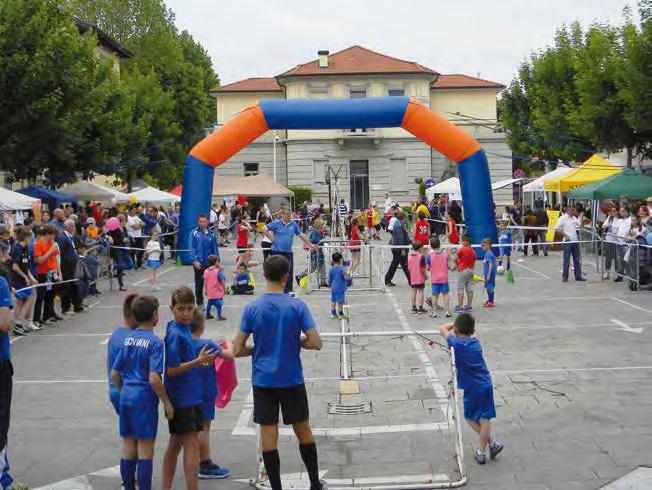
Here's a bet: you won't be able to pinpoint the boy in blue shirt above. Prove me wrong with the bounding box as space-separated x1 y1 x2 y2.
161 287 218 490
189 309 234 479
107 294 138 414
481 239 497 308
0 243 16 488
328 252 349 320
440 314 503 465
231 263 254 295
498 220 512 271
111 295 174 490
234 255 325 490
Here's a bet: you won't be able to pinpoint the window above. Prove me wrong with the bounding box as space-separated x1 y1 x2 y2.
349 88 367 98
243 162 259 176
309 85 329 98
313 159 328 183
389 158 407 191
388 88 405 97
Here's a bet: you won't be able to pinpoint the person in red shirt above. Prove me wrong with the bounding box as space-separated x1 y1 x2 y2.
348 218 363 274
413 211 430 245
236 214 253 266
33 224 62 326
447 212 460 245
366 204 375 240
454 234 477 313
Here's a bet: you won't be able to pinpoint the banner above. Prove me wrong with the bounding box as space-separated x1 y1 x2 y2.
546 210 560 242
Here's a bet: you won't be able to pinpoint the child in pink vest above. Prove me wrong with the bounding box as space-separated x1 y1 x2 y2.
426 237 451 318
203 255 226 320
407 241 427 314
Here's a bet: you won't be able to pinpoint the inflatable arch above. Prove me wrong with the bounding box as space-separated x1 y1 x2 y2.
179 96 497 263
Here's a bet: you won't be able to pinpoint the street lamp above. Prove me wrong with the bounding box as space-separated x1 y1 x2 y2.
273 131 281 181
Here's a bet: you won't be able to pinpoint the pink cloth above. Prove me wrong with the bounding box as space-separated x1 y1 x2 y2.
203 267 225 300
407 253 426 285
214 343 238 409
429 252 449 284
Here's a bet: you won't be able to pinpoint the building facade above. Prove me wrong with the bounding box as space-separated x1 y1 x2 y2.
211 46 512 208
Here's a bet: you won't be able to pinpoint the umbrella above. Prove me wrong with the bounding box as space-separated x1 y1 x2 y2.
0 187 40 211
128 186 181 204
568 168 652 200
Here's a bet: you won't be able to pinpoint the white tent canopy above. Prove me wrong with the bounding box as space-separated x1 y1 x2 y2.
0 187 40 211
128 186 181 204
522 166 573 192
426 177 522 201
59 181 131 204
212 174 294 198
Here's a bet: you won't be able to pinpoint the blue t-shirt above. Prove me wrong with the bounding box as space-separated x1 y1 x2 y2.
235 272 250 286
267 219 301 253
498 230 512 246
0 276 13 363
483 249 496 284
328 265 347 294
107 326 133 390
447 335 492 391
112 329 164 407
165 321 203 408
193 338 223 407
240 293 316 387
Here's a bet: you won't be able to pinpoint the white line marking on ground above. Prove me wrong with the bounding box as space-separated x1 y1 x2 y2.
513 261 550 278
610 297 652 314
132 265 175 285
610 318 644 334
493 366 652 375
328 473 450 485
9 335 23 344
32 475 92 490
481 322 652 332
15 379 106 384
232 422 450 437
100 336 110 345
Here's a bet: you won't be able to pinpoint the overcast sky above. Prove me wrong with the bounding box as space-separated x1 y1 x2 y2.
165 0 637 86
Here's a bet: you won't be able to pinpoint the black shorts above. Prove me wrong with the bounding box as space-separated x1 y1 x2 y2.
168 405 203 435
411 283 425 290
253 384 309 426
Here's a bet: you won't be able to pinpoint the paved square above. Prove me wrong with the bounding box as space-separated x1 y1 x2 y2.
8 246 652 489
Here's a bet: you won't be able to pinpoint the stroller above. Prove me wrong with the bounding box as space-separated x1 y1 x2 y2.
627 236 652 291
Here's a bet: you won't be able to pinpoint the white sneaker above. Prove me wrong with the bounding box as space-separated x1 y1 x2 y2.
26 322 41 331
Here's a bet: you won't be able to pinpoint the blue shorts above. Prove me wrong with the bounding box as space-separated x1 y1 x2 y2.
499 246 511 257
202 400 215 422
119 401 159 439
109 387 120 415
147 259 161 269
463 386 496 422
331 291 346 304
14 288 33 300
431 283 450 295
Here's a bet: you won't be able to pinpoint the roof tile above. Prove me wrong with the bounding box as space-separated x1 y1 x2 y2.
432 74 504 89
212 77 282 93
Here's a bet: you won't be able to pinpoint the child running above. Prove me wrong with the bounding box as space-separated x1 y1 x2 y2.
408 241 427 314
189 309 234 479
454 234 477 313
111 295 174 490
413 211 430 246
439 314 503 465
498 220 512 272
162 287 218 490
447 212 460 245
231 263 254 295
426 237 451 318
236 214 252 266
145 231 162 291
482 239 497 308
328 252 349 319
348 218 362 275
203 255 226 321
107 294 138 414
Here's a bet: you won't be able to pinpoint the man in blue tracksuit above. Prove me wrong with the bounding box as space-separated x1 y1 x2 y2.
189 214 219 306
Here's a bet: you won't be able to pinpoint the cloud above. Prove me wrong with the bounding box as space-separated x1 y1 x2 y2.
166 0 637 84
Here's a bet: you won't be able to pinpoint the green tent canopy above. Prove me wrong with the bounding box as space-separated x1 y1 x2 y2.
568 168 652 200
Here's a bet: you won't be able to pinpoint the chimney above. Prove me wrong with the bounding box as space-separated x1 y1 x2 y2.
318 50 329 68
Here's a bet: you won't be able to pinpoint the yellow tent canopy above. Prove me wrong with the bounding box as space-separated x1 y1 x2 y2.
543 155 621 192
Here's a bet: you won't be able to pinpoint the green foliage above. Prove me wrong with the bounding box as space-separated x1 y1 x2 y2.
418 181 426 199
499 4 652 167
288 186 312 204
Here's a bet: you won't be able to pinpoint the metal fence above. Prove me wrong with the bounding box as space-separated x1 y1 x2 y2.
598 232 651 291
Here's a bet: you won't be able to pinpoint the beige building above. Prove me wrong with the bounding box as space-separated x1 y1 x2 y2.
211 46 512 208
75 18 134 75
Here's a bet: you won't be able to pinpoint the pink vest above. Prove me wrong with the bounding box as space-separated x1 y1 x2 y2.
407 253 426 285
429 252 449 284
204 267 225 299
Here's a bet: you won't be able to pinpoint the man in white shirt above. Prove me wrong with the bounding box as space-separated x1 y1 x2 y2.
126 205 144 269
384 193 393 213
209 203 219 227
614 207 632 282
555 206 586 282
387 206 399 232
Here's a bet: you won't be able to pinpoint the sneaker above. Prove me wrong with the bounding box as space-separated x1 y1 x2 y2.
330 313 339 319
454 306 465 313
445 312 452 318
431 311 438 318
53 314 64 321
205 314 214 320
474 450 487 465
30 322 43 331
417 307 428 314
288 292 296 297
489 440 504 460
217 316 227 321
198 461 230 479
463 305 473 312
311 479 328 490
385 282 397 287
575 278 587 282
411 306 418 314
12 324 30 336
64 310 75 316
483 301 495 308
73 307 84 313
338 312 348 320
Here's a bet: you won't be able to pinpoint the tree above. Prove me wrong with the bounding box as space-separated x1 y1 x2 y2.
0 0 129 183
